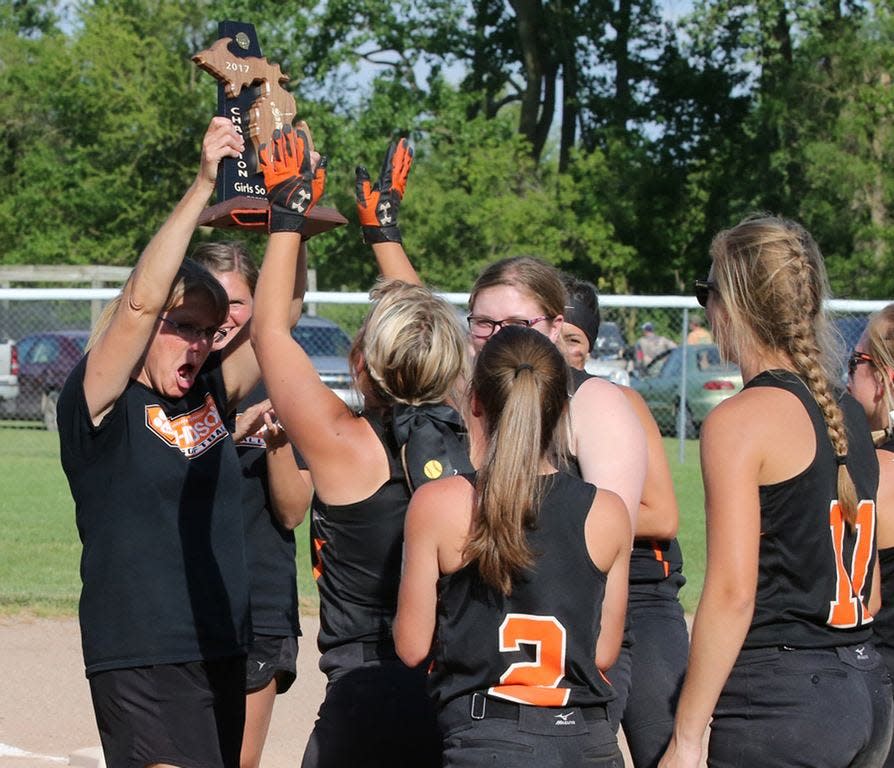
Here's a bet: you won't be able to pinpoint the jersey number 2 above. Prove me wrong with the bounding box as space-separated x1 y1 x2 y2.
488 614 569 706
827 500 875 628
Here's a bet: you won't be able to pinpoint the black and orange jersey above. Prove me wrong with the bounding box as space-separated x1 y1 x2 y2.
744 369 879 649
59 353 250 676
231 383 299 638
630 538 686 603
310 409 409 653
428 471 616 710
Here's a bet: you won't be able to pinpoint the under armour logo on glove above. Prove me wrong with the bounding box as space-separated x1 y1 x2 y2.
292 188 312 212
355 137 414 244
258 123 327 233
377 200 393 224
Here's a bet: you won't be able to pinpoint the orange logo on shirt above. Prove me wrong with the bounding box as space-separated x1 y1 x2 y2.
144 393 229 458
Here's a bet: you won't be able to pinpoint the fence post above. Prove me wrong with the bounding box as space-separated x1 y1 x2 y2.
677 308 690 464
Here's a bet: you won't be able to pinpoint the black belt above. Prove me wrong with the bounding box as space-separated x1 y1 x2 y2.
442 691 608 726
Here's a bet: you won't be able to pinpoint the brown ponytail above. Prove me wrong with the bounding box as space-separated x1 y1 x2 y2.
464 326 570 594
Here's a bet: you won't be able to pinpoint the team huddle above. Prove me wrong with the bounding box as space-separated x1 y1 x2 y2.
57 116 894 768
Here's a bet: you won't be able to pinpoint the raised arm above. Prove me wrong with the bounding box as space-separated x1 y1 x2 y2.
355 138 421 285
571 376 647 531
252 127 385 502
84 118 244 424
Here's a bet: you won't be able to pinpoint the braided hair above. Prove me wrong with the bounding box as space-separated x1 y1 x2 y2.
710 215 859 525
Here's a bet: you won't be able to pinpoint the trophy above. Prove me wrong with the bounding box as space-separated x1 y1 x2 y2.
192 21 347 235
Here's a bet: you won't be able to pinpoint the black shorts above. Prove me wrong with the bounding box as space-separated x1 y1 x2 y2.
246 634 298 694
88 656 246 768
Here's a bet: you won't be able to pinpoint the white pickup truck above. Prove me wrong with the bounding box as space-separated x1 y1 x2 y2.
0 339 19 413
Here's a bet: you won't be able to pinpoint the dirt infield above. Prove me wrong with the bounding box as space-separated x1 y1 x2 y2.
0 615 326 768
0 616 674 767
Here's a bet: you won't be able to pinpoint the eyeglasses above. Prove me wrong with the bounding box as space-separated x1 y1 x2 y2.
847 351 874 378
694 279 716 308
466 315 549 340
157 315 225 345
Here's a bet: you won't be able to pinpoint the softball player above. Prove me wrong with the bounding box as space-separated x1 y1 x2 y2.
848 304 894 768
395 325 631 767
659 216 893 768
252 128 471 766
562 275 688 767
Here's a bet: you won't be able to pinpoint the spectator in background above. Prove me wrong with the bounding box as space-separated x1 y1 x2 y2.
636 322 676 368
686 315 712 345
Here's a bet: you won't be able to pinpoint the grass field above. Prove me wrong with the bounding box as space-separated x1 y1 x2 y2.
0 429 706 616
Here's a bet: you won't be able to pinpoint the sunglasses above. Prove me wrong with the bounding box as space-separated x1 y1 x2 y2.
847 351 874 378
694 279 716 308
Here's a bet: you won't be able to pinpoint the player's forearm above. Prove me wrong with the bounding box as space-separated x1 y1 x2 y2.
128 178 215 313
371 242 421 285
671 582 753 748
267 454 312 530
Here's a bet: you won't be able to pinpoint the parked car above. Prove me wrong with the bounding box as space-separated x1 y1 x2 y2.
0 339 19 414
13 330 89 429
291 315 361 410
585 321 632 386
631 343 743 438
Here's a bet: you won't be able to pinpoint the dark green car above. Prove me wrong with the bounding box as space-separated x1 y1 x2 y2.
631 343 743 438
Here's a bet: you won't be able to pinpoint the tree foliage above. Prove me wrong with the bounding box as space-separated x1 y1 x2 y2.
0 0 893 298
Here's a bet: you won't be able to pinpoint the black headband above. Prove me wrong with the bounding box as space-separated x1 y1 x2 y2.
563 305 600 351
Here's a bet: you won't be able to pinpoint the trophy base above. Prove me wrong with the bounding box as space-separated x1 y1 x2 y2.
198 197 348 236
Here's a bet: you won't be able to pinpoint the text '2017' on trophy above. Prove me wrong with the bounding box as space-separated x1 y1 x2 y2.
192 21 346 235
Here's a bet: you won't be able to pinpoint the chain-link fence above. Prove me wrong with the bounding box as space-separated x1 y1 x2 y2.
0 287 887 436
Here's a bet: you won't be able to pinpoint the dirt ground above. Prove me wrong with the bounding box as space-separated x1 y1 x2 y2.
0 615 670 768
0 615 326 768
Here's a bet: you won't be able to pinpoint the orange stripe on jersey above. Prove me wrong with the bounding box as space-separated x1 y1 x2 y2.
312 538 326 581
651 540 671 578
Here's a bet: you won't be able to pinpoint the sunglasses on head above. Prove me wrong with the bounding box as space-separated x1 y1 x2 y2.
694 279 716 308
848 351 873 378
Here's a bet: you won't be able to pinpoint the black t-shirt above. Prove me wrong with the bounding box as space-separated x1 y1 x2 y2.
310 409 409 653
232 384 300 638
744 370 879 649
429 472 615 711
629 538 686 603
58 353 250 676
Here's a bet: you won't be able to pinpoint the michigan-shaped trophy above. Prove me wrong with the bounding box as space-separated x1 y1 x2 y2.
193 21 347 235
